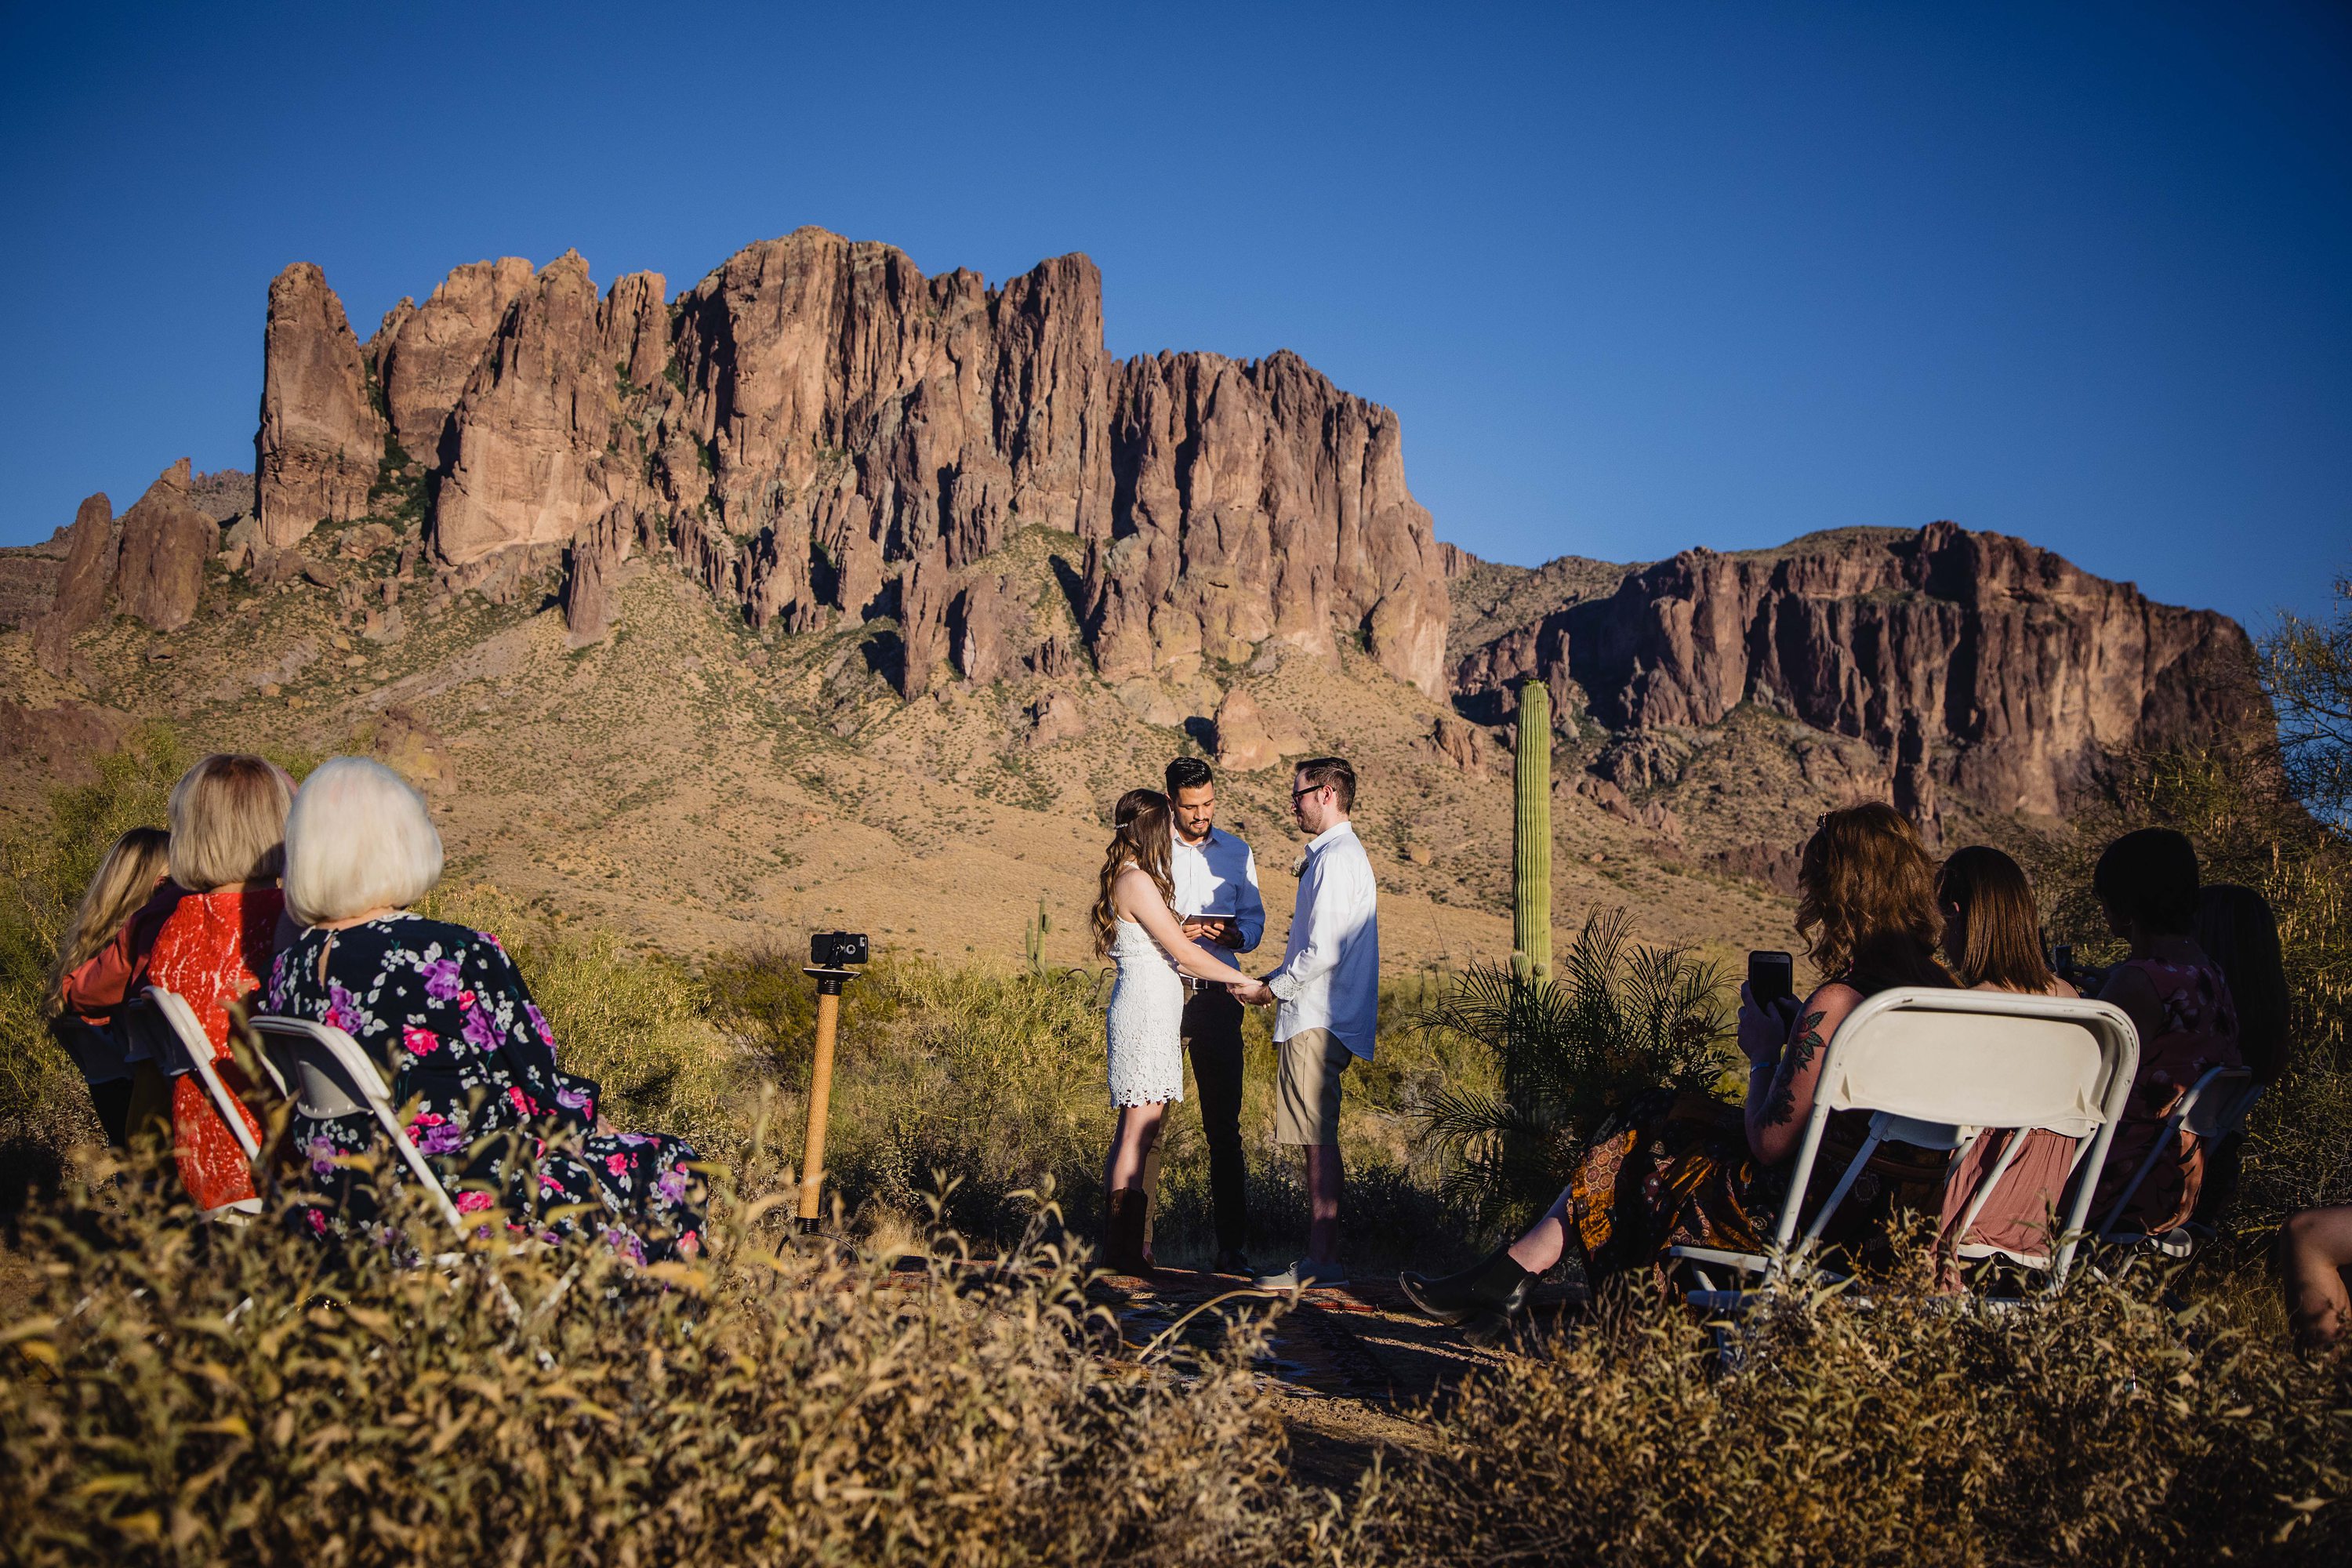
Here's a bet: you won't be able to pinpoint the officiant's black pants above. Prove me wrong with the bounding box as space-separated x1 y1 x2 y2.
1181 985 1249 1256
1142 985 1250 1258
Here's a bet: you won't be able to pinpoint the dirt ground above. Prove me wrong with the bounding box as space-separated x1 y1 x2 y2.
1085 1263 1588 1487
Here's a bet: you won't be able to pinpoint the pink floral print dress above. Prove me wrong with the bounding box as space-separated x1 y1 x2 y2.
267 913 704 1261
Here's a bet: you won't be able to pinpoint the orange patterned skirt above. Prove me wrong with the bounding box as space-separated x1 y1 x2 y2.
172 1064 263 1216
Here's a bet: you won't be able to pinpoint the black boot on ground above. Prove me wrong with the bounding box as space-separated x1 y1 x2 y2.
1102 1188 1153 1277
1399 1246 1537 1326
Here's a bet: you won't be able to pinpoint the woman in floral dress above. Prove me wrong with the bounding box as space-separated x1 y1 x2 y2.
268 757 704 1260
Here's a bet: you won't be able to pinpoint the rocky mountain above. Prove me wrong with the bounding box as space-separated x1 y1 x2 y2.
252 229 1450 701
1449 523 2260 833
2 227 2266 894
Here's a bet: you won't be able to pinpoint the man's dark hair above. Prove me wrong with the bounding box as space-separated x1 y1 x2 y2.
1166 756 1214 796
1295 757 1356 813
2092 827 2199 935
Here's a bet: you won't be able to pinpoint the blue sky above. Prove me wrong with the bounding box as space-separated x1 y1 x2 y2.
3 0 2345 633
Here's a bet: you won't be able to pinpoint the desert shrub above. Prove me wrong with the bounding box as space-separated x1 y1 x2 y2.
1367 1254 2352 1566
763 958 1479 1269
1414 908 1733 1234
822 962 1111 1243
1 1147 1323 1566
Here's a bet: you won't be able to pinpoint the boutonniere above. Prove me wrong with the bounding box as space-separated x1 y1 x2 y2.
1289 854 1308 877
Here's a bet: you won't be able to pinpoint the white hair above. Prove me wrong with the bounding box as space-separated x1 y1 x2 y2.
283 757 445 927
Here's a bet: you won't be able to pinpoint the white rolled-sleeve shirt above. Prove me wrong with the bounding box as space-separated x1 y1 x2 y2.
1170 826 1265 971
1265 820 1380 1059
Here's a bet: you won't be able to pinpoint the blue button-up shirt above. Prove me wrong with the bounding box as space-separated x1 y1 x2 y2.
1169 825 1265 969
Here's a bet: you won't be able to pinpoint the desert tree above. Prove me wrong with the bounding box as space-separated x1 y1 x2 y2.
2263 567 2352 830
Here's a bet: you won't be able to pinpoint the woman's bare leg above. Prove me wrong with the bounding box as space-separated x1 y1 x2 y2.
1108 1102 1167 1191
1506 1186 1574 1273
2279 1206 2352 1349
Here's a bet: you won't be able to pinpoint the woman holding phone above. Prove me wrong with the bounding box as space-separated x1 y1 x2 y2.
1399 802 1955 1344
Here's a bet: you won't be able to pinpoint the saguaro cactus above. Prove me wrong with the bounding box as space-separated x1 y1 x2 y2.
1512 677 1552 983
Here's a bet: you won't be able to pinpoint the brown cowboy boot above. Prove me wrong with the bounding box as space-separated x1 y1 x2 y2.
1102 1188 1153 1277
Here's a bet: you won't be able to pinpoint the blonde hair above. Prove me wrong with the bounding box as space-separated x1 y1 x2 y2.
167 754 295 891
45 826 170 1013
1091 789 1176 956
282 757 444 926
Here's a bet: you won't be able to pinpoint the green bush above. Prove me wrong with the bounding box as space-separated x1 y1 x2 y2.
423 887 746 1164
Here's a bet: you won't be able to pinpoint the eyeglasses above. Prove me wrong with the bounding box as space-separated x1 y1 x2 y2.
1291 784 1325 801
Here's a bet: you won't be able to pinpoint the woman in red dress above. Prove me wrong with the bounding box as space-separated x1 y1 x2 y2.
144 754 296 1218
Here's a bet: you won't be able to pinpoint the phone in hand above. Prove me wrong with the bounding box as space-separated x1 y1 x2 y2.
1747 949 1795 1008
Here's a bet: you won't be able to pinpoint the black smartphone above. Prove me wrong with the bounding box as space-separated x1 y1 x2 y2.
2052 944 2074 977
1748 949 1794 1007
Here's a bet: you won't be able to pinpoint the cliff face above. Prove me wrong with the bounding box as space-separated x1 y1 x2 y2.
256 264 383 548
249 228 1449 698
1450 523 2259 818
121 227 2251 826
1085 350 1446 695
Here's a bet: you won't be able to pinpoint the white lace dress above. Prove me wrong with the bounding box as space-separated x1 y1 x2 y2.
1105 917 1186 1107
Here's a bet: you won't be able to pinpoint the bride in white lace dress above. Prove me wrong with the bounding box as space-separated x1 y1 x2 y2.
1092 789 1254 1275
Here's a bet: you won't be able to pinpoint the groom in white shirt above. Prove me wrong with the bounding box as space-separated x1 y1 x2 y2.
1232 756 1377 1292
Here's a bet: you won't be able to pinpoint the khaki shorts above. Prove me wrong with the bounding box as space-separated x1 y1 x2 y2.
1274 1028 1354 1146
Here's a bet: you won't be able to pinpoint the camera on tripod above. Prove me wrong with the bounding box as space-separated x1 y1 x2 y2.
810 931 869 969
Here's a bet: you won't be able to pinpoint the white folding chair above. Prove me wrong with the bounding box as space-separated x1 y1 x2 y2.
2096 1063 2258 1257
247 1013 527 1322
132 986 266 1219
1668 987 2140 1308
245 1014 470 1237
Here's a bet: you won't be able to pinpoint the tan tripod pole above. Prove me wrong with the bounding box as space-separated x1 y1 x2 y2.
797 970 846 1233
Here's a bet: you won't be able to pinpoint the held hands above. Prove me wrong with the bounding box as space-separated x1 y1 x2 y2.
1229 978 1276 1007
1736 982 1801 1068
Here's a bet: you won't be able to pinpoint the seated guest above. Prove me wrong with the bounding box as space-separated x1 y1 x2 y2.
2191 883 2288 1087
1933 846 2080 1269
2189 882 2289 1225
48 826 176 1146
147 755 295 1217
267 757 704 1261
1399 802 1955 1344
2089 829 2243 1235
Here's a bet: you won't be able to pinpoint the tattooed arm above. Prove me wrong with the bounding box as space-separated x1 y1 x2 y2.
1745 983 1864 1165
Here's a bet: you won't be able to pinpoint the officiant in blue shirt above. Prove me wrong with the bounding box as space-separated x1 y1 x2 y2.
1155 754 1266 1276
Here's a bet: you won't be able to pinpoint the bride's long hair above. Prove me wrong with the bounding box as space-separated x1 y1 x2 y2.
1092 789 1177 956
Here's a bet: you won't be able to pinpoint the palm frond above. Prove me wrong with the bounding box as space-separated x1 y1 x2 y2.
1411 905 1734 1230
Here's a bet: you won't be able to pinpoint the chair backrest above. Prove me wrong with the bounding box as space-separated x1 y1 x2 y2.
142 986 263 1163
247 1014 469 1239
1773 987 2141 1288
2182 1065 2257 1140
2097 1062 2257 1241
